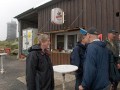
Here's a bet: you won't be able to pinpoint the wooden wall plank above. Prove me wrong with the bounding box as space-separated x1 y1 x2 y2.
86 0 92 29
119 0 120 33
78 0 83 27
91 0 96 27
70 0 75 29
106 0 114 31
74 0 78 28
96 0 102 33
83 0 87 28
101 0 107 38
66 0 71 29
113 0 119 32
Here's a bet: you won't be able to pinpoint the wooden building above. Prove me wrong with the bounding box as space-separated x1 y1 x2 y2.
15 0 120 65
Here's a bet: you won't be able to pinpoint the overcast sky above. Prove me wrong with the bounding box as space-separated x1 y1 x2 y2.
0 0 51 41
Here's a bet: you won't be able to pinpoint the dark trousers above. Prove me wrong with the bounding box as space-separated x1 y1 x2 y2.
111 82 118 90
75 77 82 90
102 85 110 90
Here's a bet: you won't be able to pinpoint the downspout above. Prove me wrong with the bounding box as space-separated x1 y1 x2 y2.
18 20 22 59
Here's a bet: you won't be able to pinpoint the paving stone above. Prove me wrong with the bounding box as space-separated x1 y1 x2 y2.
0 55 120 90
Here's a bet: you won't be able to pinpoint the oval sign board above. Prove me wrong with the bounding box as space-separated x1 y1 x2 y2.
51 8 64 25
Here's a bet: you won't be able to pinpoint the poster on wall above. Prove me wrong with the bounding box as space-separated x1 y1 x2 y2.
27 30 32 49
22 28 38 55
22 30 27 50
22 30 32 50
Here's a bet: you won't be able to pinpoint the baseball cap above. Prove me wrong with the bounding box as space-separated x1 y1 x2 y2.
87 27 99 35
108 29 118 33
80 28 87 35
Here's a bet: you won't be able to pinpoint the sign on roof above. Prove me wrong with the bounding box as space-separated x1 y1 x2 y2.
51 8 64 25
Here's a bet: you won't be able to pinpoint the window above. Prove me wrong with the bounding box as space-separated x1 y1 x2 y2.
67 35 77 49
57 35 64 50
55 32 78 51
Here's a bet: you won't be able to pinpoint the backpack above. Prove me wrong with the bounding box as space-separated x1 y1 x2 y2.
104 40 120 81
109 52 120 82
70 45 83 65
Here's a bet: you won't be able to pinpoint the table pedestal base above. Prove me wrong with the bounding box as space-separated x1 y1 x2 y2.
62 73 65 90
53 65 78 90
0 56 4 74
0 68 4 74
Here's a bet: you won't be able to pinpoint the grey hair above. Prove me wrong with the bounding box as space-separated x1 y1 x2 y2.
38 34 49 43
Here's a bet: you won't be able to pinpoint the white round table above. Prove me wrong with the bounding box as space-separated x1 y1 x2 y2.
0 53 7 74
53 64 78 90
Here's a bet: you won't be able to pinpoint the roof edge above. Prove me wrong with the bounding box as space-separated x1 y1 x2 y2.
14 8 35 19
14 0 63 19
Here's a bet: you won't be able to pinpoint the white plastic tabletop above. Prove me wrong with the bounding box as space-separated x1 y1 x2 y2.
53 64 78 74
0 53 7 56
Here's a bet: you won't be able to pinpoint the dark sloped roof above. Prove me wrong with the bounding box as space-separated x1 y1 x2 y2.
14 8 38 23
14 8 35 19
15 0 62 20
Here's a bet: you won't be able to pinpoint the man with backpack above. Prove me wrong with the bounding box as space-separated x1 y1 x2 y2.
79 28 110 90
105 29 120 90
70 29 89 90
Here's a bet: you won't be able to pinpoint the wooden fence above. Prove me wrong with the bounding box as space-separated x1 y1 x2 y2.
50 52 70 65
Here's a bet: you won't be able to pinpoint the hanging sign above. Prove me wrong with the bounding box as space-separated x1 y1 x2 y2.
51 8 64 25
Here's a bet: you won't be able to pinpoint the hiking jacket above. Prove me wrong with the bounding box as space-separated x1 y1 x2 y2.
81 41 110 90
26 44 54 90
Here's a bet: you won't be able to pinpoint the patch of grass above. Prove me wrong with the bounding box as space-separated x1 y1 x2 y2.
0 39 18 54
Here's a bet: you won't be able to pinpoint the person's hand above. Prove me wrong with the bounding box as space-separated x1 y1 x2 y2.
79 85 84 90
117 64 120 69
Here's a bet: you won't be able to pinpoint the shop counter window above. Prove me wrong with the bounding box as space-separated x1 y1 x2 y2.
67 35 77 49
57 35 64 51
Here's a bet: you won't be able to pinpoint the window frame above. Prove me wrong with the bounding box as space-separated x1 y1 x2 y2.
55 31 79 50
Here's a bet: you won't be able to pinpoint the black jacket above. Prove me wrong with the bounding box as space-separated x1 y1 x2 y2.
26 44 54 90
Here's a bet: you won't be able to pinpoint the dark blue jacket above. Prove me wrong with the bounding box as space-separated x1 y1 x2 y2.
81 41 110 90
71 43 87 80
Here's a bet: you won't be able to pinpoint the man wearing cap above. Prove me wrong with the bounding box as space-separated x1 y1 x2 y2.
70 28 89 90
105 29 119 90
79 28 110 90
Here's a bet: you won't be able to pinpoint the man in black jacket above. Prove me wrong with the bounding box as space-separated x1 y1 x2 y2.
26 34 54 90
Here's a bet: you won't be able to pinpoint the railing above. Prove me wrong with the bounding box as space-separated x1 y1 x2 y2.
50 52 70 65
